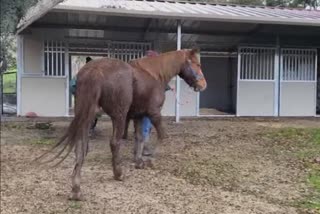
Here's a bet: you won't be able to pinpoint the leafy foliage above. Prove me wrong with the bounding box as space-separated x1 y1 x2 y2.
0 0 39 71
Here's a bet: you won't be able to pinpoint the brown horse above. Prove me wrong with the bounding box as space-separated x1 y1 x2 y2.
38 49 207 200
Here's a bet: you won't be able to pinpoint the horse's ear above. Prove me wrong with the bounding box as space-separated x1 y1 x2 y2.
189 48 201 63
190 48 200 56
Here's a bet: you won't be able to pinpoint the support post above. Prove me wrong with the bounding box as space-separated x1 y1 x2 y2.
65 42 70 117
274 36 280 117
16 35 23 116
175 20 181 122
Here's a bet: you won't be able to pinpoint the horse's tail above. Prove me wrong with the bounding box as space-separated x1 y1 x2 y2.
35 82 101 167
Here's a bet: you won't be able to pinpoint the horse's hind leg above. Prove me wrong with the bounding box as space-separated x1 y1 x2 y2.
110 116 126 180
122 115 130 140
70 133 89 200
133 118 145 169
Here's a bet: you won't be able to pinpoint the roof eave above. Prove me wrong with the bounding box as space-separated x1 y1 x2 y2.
51 5 320 27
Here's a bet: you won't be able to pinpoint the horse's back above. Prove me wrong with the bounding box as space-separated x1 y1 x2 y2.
77 57 134 116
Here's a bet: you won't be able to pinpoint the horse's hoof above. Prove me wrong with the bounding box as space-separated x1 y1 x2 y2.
68 192 83 201
145 158 155 169
135 159 145 169
114 174 125 181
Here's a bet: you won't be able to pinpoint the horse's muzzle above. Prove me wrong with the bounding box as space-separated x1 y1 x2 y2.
193 79 207 92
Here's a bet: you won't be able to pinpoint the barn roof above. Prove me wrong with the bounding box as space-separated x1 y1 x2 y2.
54 0 320 25
17 0 320 34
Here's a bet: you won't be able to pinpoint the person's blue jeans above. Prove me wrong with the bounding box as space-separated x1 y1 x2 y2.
142 116 152 140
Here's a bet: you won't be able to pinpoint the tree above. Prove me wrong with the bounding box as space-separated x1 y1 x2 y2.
0 0 64 72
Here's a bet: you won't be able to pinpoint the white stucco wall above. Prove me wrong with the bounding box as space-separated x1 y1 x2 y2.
19 29 68 116
23 35 43 74
21 77 67 116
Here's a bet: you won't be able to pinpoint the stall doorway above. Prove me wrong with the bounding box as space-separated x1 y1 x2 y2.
68 55 104 115
199 54 237 116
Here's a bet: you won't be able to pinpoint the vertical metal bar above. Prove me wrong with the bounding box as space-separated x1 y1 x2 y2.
294 50 299 80
283 50 286 81
236 47 241 116
243 49 246 80
259 49 262 80
280 49 283 82
253 49 256 80
310 50 313 81
55 41 58 76
175 20 181 123
240 48 244 79
46 41 49 76
298 50 301 80
312 50 315 80
287 50 290 80
266 49 271 80
60 41 63 76
288 50 292 81
126 43 129 61
245 49 248 79
51 40 54 76
262 49 265 80
65 42 69 116
248 48 252 80
312 50 315 81
304 50 307 80
306 50 310 81
129 43 131 61
257 49 260 80
274 38 280 116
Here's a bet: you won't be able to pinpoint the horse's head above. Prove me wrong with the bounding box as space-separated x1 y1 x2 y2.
179 49 207 92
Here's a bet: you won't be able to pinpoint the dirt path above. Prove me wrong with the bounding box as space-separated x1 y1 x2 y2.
1 119 319 214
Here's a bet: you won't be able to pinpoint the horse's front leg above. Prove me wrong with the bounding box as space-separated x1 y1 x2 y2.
149 112 165 142
142 111 163 158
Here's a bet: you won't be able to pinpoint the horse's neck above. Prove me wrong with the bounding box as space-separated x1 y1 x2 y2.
131 51 185 84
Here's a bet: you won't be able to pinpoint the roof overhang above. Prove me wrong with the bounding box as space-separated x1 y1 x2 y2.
17 0 320 35
16 0 64 34
52 4 320 27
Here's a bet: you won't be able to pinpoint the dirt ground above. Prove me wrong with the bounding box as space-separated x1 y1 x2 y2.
1 118 319 214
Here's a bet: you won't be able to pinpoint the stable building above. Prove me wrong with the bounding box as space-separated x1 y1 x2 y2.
16 0 320 120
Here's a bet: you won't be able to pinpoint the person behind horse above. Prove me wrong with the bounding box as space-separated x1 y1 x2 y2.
141 50 172 156
70 56 100 135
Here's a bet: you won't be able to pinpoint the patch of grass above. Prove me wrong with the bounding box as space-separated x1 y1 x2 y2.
2 123 24 130
3 68 17 94
264 128 320 212
303 165 320 211
68 201 82 210
29 138 55 146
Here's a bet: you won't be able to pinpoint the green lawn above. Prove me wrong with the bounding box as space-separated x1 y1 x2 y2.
265 128 320 212
2 68 17 94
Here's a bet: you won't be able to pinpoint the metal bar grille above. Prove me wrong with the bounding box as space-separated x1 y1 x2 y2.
239 47 276 81
281 48 317 81
44 40 66 77
108 41 151 62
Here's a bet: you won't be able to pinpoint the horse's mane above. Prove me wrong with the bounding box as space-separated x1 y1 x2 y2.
129 50 186 83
